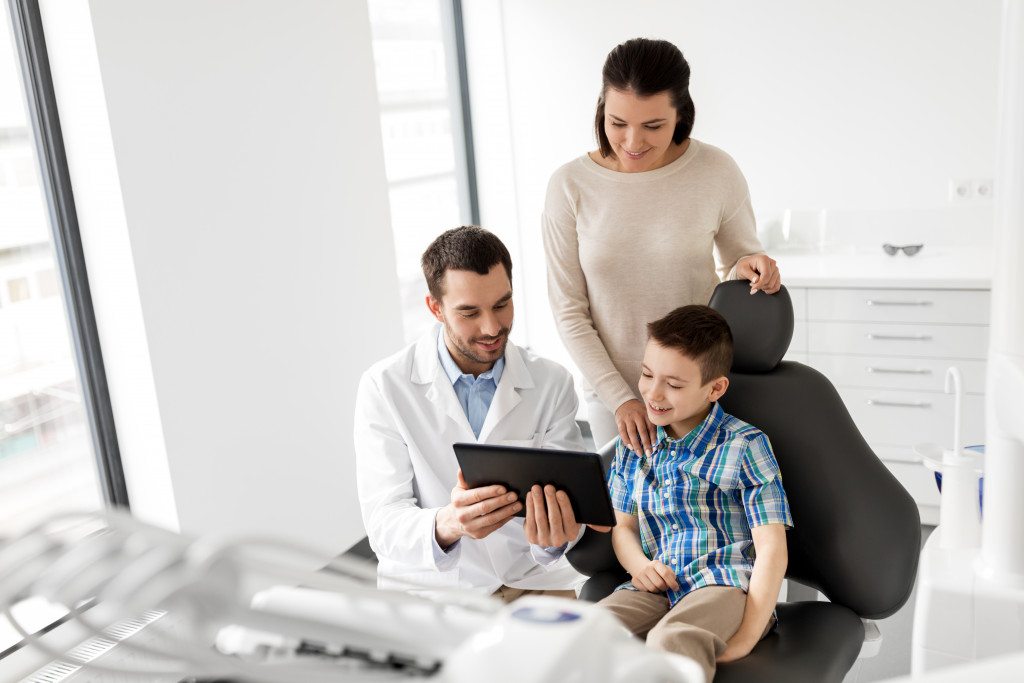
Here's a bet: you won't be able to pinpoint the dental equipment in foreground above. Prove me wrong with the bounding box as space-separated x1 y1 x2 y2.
0 510 702 682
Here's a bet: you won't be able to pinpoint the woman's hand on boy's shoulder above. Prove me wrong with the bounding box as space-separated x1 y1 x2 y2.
628 559 680 593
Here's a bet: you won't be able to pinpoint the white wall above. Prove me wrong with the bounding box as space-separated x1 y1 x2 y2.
39 0 401 558
30 0 1002 553
464 0 1003 371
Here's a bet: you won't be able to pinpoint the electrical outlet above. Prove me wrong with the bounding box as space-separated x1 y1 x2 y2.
949 178 973 202
975 179 994 199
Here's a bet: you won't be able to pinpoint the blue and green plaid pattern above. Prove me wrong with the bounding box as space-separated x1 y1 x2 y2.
608 402 793 607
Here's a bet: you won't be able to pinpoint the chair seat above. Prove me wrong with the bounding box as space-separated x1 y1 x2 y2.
715 601 864 683
576 570 866 682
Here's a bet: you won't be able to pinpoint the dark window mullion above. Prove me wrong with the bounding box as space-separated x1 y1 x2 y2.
450 0 479 226
8 0 128 508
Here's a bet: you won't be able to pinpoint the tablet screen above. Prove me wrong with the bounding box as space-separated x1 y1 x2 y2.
453 443 616 527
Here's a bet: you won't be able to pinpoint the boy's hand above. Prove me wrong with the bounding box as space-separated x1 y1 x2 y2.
628 559 680 593
717 631 760 663
435 470 521 547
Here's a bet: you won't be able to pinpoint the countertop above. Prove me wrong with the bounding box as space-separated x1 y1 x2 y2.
771 245 993 289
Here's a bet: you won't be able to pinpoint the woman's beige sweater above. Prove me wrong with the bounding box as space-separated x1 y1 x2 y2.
541 139 765 413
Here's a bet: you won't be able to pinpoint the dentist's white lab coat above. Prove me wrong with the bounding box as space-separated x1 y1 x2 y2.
354 324 587 596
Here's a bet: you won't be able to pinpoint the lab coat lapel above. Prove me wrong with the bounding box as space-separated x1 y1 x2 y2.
414 325 472 433
478 342 534 442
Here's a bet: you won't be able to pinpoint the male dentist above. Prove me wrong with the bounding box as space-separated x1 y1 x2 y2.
355 226 599 601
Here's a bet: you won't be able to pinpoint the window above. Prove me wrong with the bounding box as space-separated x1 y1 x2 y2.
1 1 123 655
368 0 477 342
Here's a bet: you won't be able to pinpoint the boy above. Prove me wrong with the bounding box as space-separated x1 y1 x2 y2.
598 305 792 682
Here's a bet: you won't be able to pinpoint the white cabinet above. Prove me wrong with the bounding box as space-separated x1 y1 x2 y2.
787 286 990 524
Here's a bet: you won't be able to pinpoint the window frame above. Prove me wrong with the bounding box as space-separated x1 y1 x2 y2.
6 0 128 507
449 0 479 225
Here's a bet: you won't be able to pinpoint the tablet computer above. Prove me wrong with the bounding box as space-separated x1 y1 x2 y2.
453 442 616 527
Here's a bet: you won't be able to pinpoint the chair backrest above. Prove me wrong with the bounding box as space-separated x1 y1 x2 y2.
709 280 920 619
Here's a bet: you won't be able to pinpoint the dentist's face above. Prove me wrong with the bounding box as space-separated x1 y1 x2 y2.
603 88 681 173
427 264 513 377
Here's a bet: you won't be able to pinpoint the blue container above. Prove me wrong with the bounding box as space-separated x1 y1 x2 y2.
933 445 984 513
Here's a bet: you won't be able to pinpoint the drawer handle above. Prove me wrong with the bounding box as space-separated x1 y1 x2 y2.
866 367 932 375
865 300 934 307
866 399 932 408
865 333 933 341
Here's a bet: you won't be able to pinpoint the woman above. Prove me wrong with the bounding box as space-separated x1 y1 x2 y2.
542 37 781 455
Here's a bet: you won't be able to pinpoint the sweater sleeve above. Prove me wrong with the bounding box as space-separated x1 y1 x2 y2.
540 165 637 414
712 155 766 281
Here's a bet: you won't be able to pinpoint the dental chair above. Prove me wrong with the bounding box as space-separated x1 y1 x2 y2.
567 280 922 682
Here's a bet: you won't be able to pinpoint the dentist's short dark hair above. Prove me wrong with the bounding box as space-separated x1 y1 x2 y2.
421 226 513 302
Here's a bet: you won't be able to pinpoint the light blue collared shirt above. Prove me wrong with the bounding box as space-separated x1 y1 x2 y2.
433 327 568 566
437 328 504 438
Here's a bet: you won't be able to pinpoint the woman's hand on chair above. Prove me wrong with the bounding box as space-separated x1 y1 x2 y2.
736 254 781 294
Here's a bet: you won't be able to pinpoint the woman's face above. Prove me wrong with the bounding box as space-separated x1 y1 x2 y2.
602 88 681 173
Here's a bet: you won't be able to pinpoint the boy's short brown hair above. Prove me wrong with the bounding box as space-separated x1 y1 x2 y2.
646 305 733 384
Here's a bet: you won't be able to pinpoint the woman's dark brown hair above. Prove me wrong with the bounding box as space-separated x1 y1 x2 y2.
595 38 695 159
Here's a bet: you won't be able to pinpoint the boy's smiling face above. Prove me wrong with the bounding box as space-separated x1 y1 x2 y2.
638 339 729 440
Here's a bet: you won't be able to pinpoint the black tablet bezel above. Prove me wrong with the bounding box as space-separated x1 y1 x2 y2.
452 442 616 527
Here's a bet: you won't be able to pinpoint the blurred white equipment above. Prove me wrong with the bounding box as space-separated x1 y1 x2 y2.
910 0 1024 673
913 368 984 551
0 510 703 683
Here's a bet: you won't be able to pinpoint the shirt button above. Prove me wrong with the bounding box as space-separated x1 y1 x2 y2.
671 557 677 564
672 524 679 530
663 491 671 498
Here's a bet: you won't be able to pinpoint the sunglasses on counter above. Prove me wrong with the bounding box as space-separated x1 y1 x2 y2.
882 243 923 256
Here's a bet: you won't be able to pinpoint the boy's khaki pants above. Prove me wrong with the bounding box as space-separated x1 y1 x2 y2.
598 585 771 682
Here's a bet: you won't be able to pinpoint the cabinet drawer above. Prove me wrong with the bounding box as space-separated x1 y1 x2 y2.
807 288 990 325
838 387 986 448
807 354 987 394
808 321 988 359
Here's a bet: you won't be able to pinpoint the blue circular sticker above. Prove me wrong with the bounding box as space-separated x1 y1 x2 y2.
511 606 582 623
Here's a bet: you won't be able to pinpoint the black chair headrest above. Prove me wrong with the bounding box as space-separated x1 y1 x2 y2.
708 280 794 373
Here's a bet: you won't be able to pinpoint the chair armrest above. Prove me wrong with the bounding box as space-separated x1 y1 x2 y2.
579 570 629 603
566 527 619 576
